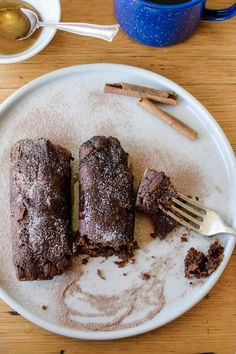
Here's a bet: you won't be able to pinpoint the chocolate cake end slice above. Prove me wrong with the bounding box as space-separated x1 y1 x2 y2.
136 169 177 239
136 169 177 213
10 138 73 281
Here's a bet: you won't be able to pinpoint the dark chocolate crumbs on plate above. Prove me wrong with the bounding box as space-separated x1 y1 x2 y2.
82 258 89 265
181 235 188 242
141 273 151 280
114 260 126 268
185 241 224 279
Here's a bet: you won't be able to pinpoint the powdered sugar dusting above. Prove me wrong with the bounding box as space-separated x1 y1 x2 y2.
78 137 134 249
9 138 72 281
0 68 232 334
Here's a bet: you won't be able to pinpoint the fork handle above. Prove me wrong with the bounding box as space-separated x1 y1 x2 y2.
219 223 236 237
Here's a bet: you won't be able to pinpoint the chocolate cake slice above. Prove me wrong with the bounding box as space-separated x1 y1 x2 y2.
76 136 136 261
151 211 177 240
136 169 177 239
10 138 72 281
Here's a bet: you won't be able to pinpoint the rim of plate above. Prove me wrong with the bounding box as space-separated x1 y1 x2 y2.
0 63 235 340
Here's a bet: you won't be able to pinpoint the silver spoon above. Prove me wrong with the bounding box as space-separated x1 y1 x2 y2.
1 8 120 42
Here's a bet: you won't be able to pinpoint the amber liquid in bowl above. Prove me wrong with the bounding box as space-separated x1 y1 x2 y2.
0 0 41 55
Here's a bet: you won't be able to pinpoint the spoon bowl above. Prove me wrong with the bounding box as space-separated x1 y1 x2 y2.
0 7 30 40
19 8 38 40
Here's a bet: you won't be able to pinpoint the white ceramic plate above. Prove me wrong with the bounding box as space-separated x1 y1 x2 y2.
0 64 235 340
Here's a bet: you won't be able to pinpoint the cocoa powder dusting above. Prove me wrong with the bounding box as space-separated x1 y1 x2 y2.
131 146 204 196
61 259 167 331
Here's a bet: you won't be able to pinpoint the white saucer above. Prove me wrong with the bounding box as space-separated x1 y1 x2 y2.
0 0 61 64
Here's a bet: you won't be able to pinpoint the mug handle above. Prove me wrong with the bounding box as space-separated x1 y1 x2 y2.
203 3 236 21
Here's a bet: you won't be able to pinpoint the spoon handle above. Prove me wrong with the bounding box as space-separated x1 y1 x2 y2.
38 22 119 42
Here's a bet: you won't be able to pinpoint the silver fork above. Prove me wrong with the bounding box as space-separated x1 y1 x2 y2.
160 192 236 237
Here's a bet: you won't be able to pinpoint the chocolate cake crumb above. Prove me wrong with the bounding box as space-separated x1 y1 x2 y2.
42 305 48 311
114 260 126 268
185 241 224 279
123 273 128 276
115 256 136 268
82 258 89 265
141 272 151 280
97 269 106 280
181 235 188 242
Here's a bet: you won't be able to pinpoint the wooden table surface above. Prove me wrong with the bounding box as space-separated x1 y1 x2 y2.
0 0 235 353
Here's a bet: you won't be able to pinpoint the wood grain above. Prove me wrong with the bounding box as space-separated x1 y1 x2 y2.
0 0 235 353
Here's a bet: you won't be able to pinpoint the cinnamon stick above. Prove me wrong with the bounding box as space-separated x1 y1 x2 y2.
139 98 198 141
104 82 177 106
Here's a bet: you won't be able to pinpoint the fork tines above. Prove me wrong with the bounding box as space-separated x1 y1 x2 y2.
159 193 207 232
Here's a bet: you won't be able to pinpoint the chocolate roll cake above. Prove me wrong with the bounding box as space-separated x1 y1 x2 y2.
76 136 136 261
10 138 72 281
136 169 177 239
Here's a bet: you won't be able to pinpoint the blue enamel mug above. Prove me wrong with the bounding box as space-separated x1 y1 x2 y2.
114 0 236 46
